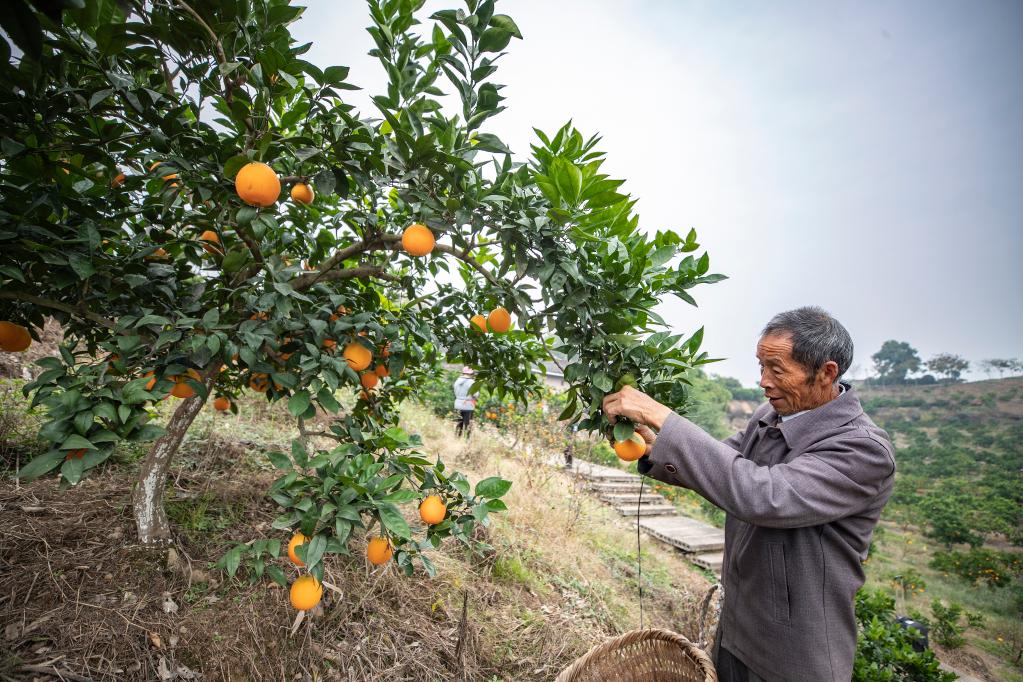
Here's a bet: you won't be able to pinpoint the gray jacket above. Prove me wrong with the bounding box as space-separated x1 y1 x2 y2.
638 381 894 682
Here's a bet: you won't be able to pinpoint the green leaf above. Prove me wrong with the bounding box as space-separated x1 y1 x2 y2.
267 450 291 469
60 434 96 450
591 372 612 393
478 27 512 53
377 502 411 539
303 534 327 569
224 546 242 577
613 421 635 442
288 390 311 417
489 14 522 38
17 450 65 481
223 154 249 179
316 387 340 413
475 476 512 499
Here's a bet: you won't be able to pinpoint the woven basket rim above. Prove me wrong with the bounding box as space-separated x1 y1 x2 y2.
555 627 717 682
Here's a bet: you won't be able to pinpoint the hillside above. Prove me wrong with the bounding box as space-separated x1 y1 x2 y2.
0 389 715 681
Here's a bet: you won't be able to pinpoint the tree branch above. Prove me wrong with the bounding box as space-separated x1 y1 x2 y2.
0 291 117 331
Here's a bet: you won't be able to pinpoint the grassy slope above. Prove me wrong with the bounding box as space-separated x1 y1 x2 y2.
0 387 715 681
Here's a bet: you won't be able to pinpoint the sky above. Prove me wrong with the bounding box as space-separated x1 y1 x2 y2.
291 0 1023 386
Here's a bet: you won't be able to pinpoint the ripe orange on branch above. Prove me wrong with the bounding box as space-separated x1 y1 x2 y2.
213 396 231 411
360 371 379 390
374 364 389 378
401 223 435 257
287 532 308 566
470 314 487 332
290 182 314 205
343 342 373 372
0 321 32 352
289 575 322 611
234 161 280 207
249 373 270 392
366 537 392 565
487 307 511 333
613 433 647 462
419 495 446 525
198 230 222 255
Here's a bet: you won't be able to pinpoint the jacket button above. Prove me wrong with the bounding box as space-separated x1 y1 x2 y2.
665 464 677 474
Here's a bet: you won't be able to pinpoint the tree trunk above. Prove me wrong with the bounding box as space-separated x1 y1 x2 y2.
132 383 210 544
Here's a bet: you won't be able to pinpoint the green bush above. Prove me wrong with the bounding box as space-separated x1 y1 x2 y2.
853 588 956 682
929 599 981 649
930 548 1021 589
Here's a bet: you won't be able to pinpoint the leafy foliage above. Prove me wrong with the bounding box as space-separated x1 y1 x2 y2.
853 588 956 682
1 0 722 573
872 340 923 384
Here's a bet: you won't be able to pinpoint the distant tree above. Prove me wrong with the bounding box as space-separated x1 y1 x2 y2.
921 494 983 549
984 358 1022 379
711 375 763 402
872 340 922 385
927 353 970 382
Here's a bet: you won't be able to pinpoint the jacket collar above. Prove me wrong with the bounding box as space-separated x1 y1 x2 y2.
757 381 863 450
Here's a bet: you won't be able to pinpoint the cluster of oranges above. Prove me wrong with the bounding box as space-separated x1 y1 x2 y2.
470 307 512 334
285 494 449 611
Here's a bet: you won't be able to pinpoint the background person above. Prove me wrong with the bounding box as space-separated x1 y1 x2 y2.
602 307 896 682
453 366 477 438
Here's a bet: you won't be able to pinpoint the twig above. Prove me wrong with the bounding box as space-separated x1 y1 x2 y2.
0 291 117 331
18 664 94 682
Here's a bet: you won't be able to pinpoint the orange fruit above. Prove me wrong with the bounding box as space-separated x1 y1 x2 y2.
65 448 87 461
613 434 647 462
234 161 280 207
213 396 230 411
290 183 314 205
342 343 372 372
198 230 222 255
418 495 446 525
171 382 195 399
374 364 389 378
360 371 379 390
111 172 126 188
149 161 178 182
401 223 435 257
366 537 392 565
289 575 323 611
249 373 270 392
322 338 337 351
287 532 308 566
487 307 511 333
144 371 157 390
470 314 487 332
145 247 169 261
0 321 32 352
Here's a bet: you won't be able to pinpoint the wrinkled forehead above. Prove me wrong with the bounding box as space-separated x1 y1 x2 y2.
756 333 795 362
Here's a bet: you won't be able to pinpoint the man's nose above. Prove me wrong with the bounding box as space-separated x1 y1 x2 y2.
759 370 772 390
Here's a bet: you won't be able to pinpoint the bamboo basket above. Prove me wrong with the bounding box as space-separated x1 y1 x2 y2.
555 628 717 682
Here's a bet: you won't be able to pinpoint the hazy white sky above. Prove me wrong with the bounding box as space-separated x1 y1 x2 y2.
292 0 1023 386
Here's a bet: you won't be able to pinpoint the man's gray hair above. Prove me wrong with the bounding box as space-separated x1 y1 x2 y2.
761 306 853 384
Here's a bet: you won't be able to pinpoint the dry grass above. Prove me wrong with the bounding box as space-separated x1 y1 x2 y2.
0 401 715 681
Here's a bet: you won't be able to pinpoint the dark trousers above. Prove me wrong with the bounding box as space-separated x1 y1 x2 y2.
714 644 767 682
455 410 473 437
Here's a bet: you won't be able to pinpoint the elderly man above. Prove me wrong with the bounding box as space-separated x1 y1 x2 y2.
603 307 895 682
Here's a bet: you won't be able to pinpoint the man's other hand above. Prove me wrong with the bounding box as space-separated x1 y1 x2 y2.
602 385 672 431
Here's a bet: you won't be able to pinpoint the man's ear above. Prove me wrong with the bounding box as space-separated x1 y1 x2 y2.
819 360 840 386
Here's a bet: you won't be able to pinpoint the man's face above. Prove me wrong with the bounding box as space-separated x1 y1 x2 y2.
757 333 819 415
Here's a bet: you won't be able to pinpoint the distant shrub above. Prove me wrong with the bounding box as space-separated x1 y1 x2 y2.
930 599 984 649
930 548 1021 589
0 379 47 472
853 588 956 682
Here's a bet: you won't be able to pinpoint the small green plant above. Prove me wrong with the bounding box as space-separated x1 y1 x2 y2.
853 588 956 682
930 599 977 649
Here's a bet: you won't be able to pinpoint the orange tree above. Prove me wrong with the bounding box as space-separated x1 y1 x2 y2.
0 0 723 581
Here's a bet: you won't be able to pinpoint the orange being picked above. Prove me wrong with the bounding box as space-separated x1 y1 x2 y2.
418 495 446 525
290 182 314 205
342 342 372 372
287 532 308 566
401 223 435 257
198 230 222 255
470 314 487 332
289 575 322 611
213 396 231 411
234 161 280 207
374 364 389 378
0 321 32 352
613 433 647 462
366 537 392 565
487 307 511 333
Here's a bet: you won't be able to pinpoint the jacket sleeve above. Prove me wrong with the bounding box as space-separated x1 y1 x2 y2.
639 412 894 529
